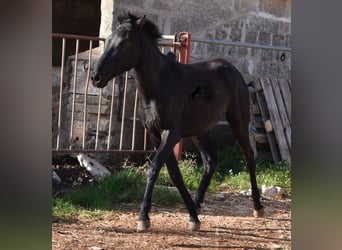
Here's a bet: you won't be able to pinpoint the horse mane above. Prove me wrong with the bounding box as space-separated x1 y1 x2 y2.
118 12 162 44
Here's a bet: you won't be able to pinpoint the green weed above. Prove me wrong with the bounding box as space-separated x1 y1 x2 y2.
53 145 291 218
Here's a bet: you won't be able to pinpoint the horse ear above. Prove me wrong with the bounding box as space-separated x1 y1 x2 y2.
136 15 146 29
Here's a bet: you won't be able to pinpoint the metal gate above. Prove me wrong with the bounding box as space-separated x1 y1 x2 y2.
52 33 190 160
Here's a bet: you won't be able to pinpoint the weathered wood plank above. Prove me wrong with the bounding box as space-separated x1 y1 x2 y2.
270 79 291 151
248 92 257 157
254 83 281 163
251 103 261 115
260 78 291 164
278 78 291 122
254 132 268 144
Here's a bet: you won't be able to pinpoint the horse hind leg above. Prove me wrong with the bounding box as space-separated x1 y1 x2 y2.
192 133 218 213
165 153 201 231
226 108 264 217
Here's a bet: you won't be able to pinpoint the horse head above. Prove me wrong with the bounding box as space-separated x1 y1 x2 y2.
91 13 146 88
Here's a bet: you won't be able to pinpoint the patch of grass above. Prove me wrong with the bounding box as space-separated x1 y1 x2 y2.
217 145 291 193
53 168 183 218
157 152 221 192
53 145 291 218
157 145 291 195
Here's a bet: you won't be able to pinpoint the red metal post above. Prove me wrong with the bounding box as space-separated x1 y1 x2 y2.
173 32 191 161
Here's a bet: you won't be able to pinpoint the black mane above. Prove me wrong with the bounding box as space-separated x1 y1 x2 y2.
118 12 162 43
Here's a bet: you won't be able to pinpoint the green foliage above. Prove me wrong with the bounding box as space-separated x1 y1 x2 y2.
216 144 246 176
157 152 221 192
217 145 291 192
156 145 291 194
52 168 183 217
53 145 291 218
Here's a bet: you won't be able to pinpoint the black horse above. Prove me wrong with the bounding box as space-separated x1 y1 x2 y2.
92 13 264 232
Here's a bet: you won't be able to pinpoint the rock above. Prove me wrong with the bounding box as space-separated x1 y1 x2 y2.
77 153 111 180
240 189 252 196
52 170 62 191
261 185 285 197
52 170 61 183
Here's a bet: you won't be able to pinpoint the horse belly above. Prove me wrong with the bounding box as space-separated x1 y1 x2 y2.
180 102 226 137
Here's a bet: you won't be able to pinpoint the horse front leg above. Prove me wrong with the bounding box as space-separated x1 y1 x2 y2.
137 129 180 232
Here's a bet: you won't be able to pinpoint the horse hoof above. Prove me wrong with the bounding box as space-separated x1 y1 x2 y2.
253 208 265 218
137 220 151 232
188 221 201 231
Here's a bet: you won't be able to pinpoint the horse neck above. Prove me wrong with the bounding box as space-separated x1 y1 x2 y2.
133 36 164 101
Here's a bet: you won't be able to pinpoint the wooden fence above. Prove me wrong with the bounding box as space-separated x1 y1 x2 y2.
250 78 291 165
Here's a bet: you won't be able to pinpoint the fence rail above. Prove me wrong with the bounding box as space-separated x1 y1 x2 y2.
52 33 190 158
52 32 291 163
191 36 291 52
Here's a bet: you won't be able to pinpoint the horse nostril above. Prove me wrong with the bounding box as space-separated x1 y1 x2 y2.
91 73 101 83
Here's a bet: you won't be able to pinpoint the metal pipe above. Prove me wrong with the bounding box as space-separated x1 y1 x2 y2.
107 78 116 150
95 88 103 150
69 39 79 149
144 128 148 151
52 149 155 154
131 89 139 150
52 33 105 42
161 35 175 40
191 36 291 52
119 71 129 150
82 40 93 149
56 37 66 150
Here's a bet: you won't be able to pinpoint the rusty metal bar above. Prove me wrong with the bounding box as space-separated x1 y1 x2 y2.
191 36 291 52
56 37 66 150
53 33 186 153
107 78 116 150
52 149 155 154
131 88 139 150
119 71 129 150
69 39 79 149
52 33 105 42
95 88 103 150
82 40 93 149
143 129 148 150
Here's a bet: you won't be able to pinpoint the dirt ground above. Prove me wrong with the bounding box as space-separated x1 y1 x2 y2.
52 192 291 249
52 157 291 249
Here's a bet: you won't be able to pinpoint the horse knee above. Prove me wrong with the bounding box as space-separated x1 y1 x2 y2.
203 154 217 171
146 165 159 181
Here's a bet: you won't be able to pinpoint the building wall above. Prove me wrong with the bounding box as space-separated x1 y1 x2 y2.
97 0 291 153
53 0 291 157
52 0 101 66
100 0 291 83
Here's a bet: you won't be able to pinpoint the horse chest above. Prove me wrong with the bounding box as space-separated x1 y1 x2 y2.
139 99 162 130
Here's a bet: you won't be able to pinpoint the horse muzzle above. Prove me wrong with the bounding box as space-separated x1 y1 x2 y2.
91 73 107 88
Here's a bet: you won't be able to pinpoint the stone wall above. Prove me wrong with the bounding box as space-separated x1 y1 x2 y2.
53 0 291 156
52 49 148 151
100 0 291 83
98 0 291 152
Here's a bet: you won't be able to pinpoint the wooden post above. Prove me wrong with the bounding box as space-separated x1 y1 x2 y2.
173 32 191 161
